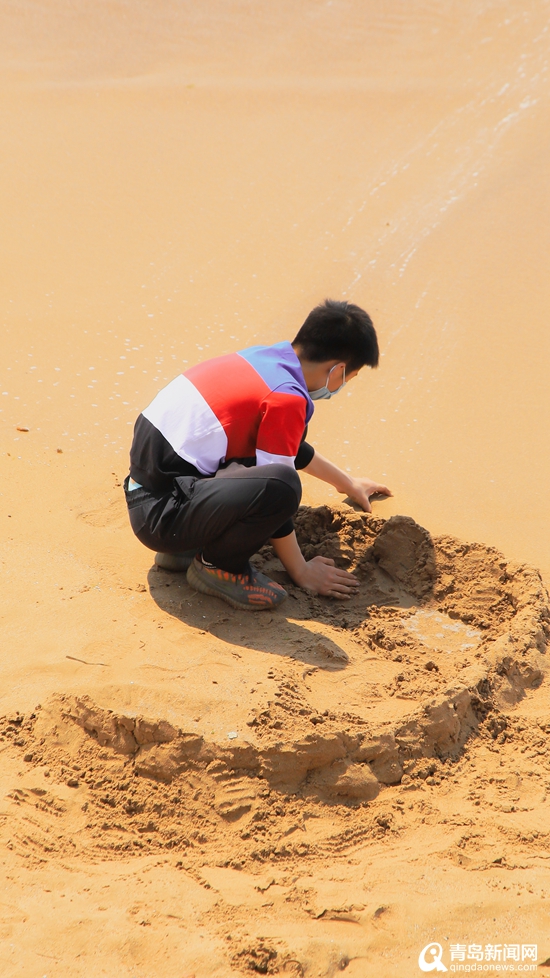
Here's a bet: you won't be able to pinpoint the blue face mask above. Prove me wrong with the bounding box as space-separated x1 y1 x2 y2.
309 364 346 401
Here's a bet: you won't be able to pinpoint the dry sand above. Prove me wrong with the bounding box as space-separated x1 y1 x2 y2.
1 2 550 976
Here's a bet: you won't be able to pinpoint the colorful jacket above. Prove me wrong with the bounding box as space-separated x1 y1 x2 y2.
129 341 315 492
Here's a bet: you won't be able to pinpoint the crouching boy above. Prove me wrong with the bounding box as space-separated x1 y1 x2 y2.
125 299 390 611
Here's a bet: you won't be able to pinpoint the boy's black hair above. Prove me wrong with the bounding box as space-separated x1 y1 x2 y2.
292 299 379 371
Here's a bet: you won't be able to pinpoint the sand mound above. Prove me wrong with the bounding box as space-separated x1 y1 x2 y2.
3 509 548 884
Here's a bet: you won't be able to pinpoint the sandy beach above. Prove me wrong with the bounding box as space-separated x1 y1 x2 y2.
1 2 550 976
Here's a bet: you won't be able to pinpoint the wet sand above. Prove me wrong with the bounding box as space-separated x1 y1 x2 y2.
1 2 550 976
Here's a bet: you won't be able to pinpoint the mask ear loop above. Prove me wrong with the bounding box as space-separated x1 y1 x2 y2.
309 363 347 401
327 363 346 393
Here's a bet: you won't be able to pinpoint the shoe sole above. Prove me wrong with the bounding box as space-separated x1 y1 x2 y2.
186 561 287 611
155 552 195 571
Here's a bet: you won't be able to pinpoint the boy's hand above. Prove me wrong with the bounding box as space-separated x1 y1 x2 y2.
303 453 392 514
296 556 359 600
347 477 392 514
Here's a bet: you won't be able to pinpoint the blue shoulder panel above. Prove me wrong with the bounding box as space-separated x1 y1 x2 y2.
238 341 314 422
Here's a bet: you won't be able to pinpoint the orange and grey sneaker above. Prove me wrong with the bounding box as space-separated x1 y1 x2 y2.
186 555 287 611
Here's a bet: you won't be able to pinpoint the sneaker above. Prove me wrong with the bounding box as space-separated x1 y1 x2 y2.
155 550 196 571
186 556 287 611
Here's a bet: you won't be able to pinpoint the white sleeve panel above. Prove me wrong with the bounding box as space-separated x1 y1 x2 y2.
256 449 296 468
142 374 228 475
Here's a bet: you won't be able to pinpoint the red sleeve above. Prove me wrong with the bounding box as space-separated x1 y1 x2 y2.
256 391 307 460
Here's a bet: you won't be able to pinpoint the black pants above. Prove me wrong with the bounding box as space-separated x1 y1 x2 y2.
124 464 301 574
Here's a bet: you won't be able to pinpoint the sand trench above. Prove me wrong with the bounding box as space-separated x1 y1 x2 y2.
2 511 548 905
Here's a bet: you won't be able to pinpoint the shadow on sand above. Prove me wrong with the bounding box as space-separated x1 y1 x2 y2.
146 564 350 671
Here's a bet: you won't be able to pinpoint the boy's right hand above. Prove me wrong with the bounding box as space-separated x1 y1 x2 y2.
296 555 359 600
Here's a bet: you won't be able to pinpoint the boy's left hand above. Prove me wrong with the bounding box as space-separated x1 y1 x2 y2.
347 477 392 513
